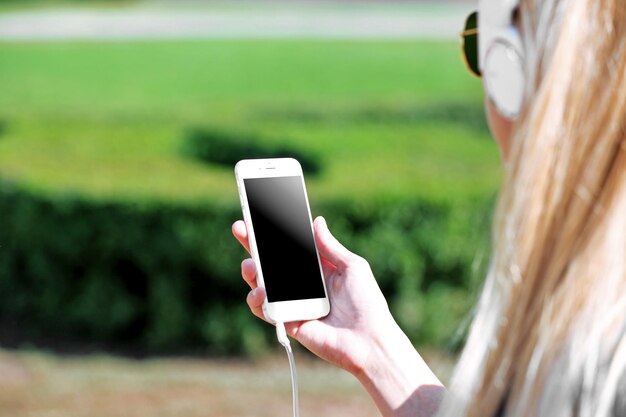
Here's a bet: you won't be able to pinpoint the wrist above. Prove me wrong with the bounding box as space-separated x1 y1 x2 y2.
353 321 445 417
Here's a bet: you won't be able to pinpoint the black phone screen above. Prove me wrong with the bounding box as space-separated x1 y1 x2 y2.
244 176 326 302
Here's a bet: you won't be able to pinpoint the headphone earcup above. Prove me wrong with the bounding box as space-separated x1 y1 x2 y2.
483 35 525 120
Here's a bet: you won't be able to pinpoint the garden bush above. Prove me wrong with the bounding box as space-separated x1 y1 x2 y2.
182 127 322 175
0 182 493 355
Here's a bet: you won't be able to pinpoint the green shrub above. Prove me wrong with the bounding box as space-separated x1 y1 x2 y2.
0 183 493 355
182 127 322 175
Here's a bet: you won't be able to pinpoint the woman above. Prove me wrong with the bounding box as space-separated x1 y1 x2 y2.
232 0 626 416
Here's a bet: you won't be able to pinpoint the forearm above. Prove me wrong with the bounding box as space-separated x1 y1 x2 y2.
354 324 445 417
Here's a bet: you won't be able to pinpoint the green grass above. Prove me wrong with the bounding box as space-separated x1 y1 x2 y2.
0 40 500 205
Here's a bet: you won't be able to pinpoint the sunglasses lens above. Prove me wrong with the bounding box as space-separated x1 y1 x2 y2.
463 11 481 77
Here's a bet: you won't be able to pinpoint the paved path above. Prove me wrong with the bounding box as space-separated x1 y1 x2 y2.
0 3 472 41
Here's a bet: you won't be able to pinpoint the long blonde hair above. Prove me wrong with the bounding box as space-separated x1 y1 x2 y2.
441 1 626 416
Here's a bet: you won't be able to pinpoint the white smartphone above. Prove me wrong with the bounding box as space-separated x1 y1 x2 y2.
235 158 330 323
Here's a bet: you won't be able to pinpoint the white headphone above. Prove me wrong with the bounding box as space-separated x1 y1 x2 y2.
478 0 525 120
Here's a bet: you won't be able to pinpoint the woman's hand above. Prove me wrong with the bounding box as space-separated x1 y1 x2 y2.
232 216 444 417
232 216 395 375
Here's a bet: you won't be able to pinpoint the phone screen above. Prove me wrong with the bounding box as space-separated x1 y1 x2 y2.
244 176 326 302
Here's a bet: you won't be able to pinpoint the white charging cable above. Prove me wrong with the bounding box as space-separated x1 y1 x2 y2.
276 322 299 417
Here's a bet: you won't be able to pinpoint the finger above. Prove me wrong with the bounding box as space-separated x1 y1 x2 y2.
284 318 330 348
246 287 267 321
241 258 257 289
320 256 336 279
232 220 251 254
314 216 354 268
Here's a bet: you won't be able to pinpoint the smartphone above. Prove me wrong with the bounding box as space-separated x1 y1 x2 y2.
235 158 330 323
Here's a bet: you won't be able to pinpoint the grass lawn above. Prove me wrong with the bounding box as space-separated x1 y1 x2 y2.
0 40 500 206
0 348 455 417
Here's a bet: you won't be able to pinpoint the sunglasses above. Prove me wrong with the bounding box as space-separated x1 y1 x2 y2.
461 11 481 77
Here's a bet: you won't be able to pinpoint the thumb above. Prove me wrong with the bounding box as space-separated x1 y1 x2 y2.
314 216 354 267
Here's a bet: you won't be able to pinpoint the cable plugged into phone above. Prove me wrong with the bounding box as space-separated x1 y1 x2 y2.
276 322 299 417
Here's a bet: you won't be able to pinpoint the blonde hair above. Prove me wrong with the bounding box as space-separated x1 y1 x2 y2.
441 1 626 416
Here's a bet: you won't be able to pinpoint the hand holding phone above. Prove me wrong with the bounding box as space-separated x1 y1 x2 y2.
233 158 397 373
233 160 444 417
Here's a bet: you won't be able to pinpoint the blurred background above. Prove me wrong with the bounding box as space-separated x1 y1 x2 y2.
0 0 498 416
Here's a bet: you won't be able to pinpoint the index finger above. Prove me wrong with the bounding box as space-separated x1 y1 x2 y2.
232 220 251 254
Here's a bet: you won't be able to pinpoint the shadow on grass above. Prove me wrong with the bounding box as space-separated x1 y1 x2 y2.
253 102 489 134
181 127 322 175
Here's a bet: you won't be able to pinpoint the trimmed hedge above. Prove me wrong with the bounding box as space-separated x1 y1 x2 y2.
182 127 322 175
0 183 493 355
